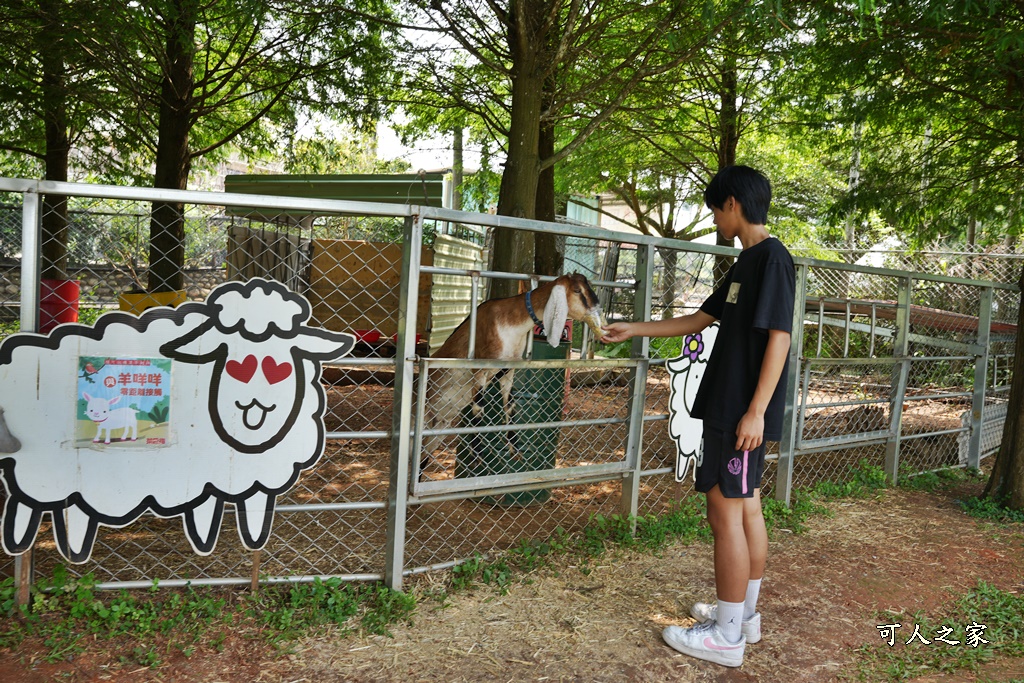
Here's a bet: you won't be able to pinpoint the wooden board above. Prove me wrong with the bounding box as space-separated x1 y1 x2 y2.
307 239 433 338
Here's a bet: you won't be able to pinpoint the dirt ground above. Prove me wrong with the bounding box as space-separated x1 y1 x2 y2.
3 480 1024 683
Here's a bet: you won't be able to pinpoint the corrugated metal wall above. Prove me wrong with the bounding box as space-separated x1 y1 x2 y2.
428 234 488 354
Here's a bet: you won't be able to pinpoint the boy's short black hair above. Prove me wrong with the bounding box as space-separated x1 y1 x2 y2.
704 165 772 225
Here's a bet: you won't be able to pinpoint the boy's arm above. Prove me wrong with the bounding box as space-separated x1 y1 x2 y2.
600 310 716 343
735 328 791 451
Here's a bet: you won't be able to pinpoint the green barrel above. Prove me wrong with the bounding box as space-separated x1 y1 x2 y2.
455 335 569 505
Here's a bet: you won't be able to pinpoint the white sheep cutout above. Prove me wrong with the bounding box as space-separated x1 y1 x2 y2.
0 278 354 564
82 394 138 444
666 322 719 482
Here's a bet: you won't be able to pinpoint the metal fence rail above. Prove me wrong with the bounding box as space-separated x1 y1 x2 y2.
0 177 1017 595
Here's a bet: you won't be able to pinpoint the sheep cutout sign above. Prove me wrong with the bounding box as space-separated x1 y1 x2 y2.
666 323 719 483
0 278 355 564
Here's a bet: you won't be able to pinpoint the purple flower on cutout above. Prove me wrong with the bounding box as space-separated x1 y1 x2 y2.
727 457 742 475
682 333 704 362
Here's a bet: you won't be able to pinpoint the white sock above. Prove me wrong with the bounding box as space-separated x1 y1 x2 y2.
716 599 745 644
744 578 762 620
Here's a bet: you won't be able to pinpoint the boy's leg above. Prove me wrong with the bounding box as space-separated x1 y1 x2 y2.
706 484 749 603
742 490 767 621
662 428 769 666
661 484 748 667
743 489 767 581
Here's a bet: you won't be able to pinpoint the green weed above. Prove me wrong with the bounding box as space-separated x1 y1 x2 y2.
2 569 421 665
852 581 1024 681
900 466 980 493
959 495 1024 524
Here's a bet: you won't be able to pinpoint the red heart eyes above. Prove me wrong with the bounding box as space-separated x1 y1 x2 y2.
261 356 292 384
226 355 258 383
225 354 292 384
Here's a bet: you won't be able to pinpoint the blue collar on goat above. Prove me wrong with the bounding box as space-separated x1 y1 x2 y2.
524 289 545 332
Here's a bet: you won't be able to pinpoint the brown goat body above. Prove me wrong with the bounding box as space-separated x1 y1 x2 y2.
422 273 605 463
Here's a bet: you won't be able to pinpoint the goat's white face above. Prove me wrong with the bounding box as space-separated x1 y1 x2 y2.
561 274 607 341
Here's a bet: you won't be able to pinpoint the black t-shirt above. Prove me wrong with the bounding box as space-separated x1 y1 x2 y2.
690 237 795 440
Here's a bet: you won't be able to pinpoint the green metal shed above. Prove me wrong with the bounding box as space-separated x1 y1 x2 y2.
223 172 448 218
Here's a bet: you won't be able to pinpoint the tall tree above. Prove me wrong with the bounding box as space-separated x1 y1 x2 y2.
798 0 1024 509
797 0 1024 248
559 3 820 291
404 0 731 298
0 0 107 280
94 0 398 292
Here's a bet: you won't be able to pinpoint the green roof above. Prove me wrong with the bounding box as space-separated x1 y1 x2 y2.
224 173 447 218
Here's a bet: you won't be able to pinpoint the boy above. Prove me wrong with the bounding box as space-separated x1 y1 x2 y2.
600 165 795 668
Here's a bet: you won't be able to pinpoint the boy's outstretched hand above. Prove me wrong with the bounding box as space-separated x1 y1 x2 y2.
600 322 634 344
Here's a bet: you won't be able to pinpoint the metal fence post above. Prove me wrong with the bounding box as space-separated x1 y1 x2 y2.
14 188 41 608
967 286 993 470
620 243 654 527
885 276 913 484
384 214 423 591
775 263 808 505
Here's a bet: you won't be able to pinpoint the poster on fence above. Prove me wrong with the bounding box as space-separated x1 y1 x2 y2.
75 356 172 448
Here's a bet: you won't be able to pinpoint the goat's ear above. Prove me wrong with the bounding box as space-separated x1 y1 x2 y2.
543 284 568 348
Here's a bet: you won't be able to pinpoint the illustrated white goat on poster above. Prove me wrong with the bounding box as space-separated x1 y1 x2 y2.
666 323 719 482
0 278 354 564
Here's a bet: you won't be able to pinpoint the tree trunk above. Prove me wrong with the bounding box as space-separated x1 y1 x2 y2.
713 49 739 287
490 3 545 300
452 127 463 212
38 0 70 281
534 102 562 277
983 265 1024 509
657 246 678 320
148 0 196 294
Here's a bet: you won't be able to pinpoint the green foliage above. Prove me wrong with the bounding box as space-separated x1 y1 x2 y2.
807 460 890 499
249 578 414 642
960 495 1024 524
0 568 418 666
899 466 981 493
854 581 1024 680
0 568 229 662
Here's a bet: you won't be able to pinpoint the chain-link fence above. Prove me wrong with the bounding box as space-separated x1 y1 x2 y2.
0 178 1016 596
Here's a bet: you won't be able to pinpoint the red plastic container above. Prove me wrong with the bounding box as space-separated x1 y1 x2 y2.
354 329 382 343
39 278 80 333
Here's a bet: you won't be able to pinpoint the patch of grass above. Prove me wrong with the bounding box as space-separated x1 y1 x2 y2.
959 495 1024 524
248 578 416 643
1 566 228 662
852 580 1024 681
899 466 982 493
806 460 890 499
1 568 418 666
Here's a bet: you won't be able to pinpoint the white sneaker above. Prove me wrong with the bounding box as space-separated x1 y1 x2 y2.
690 602 762 644
662 620 745 667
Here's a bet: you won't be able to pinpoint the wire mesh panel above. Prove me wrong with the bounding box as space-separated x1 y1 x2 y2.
0 177 1019 593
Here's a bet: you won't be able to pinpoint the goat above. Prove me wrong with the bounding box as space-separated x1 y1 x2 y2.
422 273 606 465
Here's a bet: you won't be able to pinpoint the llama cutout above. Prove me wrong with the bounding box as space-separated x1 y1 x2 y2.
666 323 719 482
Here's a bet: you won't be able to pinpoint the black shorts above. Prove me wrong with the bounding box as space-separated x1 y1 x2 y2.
695 426 766 498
